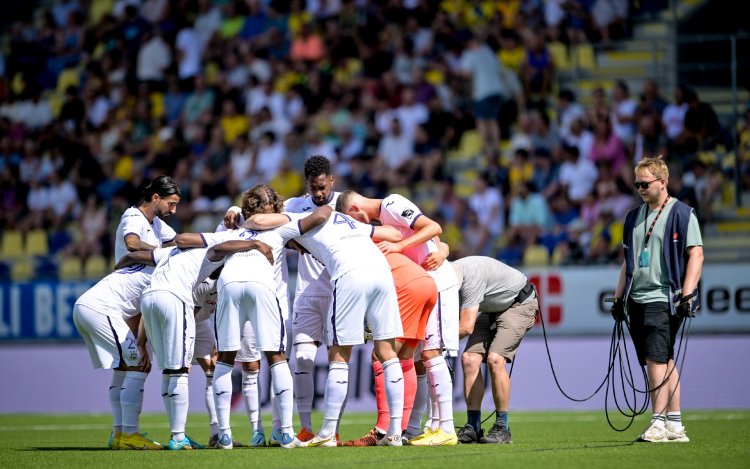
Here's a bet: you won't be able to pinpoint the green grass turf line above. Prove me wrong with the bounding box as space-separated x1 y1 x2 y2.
0 411 748 468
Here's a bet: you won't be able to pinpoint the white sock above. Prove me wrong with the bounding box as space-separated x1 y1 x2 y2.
271 387 280 433
161 374 172 423
651 413 666 428
242 370 262 432
667 411 683 430
429 395 439 431
294 343 316 431
381 358 404 437
213 362 234 438
426 356 455 434
407 373 428 435
205 372 219 437
320 362 348 439
120 371 147 435
168 373 189 441
270 361 294 435
109 370 126 433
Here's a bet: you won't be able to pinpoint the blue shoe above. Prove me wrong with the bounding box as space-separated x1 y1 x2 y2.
217 433 233 450
250 431 266 447
167 437 194 450
280 433 297 449
185 435 205 449
269 429 284 447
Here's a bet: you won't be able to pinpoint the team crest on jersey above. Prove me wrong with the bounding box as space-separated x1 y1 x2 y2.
401 208 414 218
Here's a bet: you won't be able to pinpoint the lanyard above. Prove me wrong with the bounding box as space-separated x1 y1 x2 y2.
643 197 670 248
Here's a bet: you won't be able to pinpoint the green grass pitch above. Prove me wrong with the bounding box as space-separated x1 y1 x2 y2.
1 411 748 468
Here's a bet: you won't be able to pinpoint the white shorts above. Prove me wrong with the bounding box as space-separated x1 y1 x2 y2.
292 295 331 345
140 291 196 370
217 281 286 353
418 284 459 355
73 304 141 369
236 321 262 363
327 268 402 347
193 317 216 363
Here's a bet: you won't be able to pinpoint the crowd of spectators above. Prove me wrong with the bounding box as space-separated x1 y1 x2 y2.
0 0 739 278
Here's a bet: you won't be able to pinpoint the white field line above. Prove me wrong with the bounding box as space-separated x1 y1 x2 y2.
0 413 747 432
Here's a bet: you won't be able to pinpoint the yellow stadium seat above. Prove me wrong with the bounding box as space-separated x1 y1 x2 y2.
523 244 550 267
25 229 49 257
58 257 83 281
83 255 109 280
551 243 567 266
56 67 81 93
572 44 597 71
11 258 35 282
548 42 571 72
1 230 24 260
457 130 483 158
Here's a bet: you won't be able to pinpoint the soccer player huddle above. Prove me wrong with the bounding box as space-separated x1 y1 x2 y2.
73 156 540 450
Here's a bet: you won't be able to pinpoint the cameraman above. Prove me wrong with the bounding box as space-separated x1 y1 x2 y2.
612 157 703 443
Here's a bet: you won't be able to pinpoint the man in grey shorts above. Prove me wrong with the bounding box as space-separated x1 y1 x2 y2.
452 256 539 444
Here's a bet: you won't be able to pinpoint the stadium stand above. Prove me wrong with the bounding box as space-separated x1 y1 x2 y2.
0 0 746 282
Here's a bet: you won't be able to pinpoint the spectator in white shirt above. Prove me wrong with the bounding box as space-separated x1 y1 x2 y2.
137 27 172 91
468 177 505 255
176 20 202 91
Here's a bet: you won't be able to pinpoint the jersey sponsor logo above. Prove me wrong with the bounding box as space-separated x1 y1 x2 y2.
401 208 414 218
302 207 312 211
385 201 394 208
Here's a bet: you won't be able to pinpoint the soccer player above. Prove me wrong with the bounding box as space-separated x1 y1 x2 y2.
245 205 406 447
104 175 180 448
123 234 270 450
452 256 539 444
345 251 438 446
281 155 340 443
336 191 460 446
221 184 296 447
72 248 173 450
210 187 328 450
222 158 338 445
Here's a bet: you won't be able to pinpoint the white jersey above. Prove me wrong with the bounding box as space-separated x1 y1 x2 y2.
277 212 388 282
284 192 340 296
76 247 172 319
378 193 457 291
114 206 177 263
143 232 229 308
193 277 218 322
219 226 291 291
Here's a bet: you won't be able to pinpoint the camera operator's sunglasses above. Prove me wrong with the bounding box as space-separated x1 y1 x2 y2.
633 179 661 190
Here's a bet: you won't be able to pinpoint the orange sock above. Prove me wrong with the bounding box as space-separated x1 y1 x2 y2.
400 358 416 432
373 361 389 432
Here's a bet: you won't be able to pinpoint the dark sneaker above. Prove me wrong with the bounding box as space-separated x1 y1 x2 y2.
479 424 512 444
457 423 483 444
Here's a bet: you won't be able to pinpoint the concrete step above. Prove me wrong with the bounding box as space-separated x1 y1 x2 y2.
702 236 750 251
715 221 750 234
598 50 665 64
634 22 670 38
